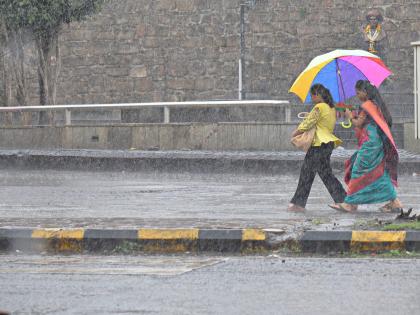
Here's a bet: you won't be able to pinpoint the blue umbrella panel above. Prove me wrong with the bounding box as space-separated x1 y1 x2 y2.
304 59 369 104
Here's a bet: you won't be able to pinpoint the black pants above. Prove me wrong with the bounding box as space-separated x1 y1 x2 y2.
290 142 346 208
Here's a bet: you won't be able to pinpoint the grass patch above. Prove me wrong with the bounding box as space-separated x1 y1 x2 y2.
353 219 379 229
311 218 325 225
382 221 420 231
110 240 142 254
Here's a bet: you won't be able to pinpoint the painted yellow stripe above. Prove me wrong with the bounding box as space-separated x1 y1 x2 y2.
242 229 266 241
352 231 406 243
289 59 333 102
138 229 199 240
351 231 406 252
32 229 84 239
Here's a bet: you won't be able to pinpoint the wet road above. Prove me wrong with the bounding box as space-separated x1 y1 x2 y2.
0 254 419 314
0 169 419 230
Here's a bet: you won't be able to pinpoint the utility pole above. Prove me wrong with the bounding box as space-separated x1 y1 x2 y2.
239 0 257 100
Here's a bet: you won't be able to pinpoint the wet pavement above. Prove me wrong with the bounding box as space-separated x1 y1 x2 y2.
0 169 419 233
3 148 420 161
1 253 419 314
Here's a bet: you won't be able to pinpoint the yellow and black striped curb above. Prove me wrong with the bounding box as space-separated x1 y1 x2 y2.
0 228 274 253
1 228 419 254
301 230 420 253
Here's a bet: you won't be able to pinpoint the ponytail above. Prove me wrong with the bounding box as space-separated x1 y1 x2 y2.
355 80 392 127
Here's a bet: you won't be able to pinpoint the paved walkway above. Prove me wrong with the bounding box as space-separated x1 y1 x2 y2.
0 169 418 234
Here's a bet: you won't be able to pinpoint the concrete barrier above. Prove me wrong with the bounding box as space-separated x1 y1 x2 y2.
0 123 297 151
0 121 407 151
404 122 420 153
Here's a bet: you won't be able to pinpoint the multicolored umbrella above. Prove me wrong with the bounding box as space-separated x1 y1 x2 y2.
289 49 392 103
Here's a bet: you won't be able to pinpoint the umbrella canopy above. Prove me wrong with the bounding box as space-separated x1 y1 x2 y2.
289 49 392 103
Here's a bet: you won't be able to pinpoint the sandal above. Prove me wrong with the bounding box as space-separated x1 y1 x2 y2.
329 203 357 213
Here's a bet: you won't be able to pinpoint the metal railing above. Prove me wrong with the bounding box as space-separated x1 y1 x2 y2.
0 100 290 126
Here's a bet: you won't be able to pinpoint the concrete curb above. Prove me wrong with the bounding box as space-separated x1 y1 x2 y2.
1 150 420 174
301 230 420 254
0 228 275 254
1 228 419 254
0 153 302 174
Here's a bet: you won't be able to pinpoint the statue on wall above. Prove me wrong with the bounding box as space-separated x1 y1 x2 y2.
363 9 386 55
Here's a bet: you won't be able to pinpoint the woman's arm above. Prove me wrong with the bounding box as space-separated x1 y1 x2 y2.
296 107 320 131
345 109 367 128
292 107 320 137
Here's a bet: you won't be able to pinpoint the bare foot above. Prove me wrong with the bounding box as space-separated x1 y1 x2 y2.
287 203 305 212
380 198 403 213
389 198 403 208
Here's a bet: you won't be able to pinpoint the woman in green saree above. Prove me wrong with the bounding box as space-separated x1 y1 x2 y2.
329 80 403 213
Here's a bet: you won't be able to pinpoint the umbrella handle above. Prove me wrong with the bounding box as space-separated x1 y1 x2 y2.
297 112 309 119
298 111 352 128
340 119 352 129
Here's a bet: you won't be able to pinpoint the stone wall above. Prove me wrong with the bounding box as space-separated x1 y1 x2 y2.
1 0 420 121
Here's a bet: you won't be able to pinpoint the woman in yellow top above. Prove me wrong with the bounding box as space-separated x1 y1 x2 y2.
288 84 346 212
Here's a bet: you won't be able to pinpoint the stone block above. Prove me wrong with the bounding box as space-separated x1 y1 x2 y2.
167 79 195 90
155 0 175 10
133 78 153 92
170 124 192 149
107 127 132 149
135 24 147 38
175 0 195 12
189 123 218 150
130 66 148 78
194 78 215 91
69 127 108 149
144 37 159 48
106 67 130 77
167 63 189 77
131 125 160 149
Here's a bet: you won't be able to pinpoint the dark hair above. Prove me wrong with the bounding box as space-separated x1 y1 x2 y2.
355 80 392 127
310 84 335 108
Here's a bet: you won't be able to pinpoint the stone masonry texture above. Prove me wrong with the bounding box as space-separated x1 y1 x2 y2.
1 0 419 121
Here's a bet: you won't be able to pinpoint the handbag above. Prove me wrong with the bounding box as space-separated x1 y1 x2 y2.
291 127 316 152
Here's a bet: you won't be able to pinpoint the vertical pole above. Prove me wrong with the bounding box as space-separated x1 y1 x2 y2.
285 106 291 123
414 43 419 139
164 106 170 123
335 59 346 101
65 109 71 126
240 4 246 100
238 59 242 100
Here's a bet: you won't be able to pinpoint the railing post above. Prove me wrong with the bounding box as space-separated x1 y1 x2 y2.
413 41 420 139
164 106 170 123
65 109 72 126
285 105 291 123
